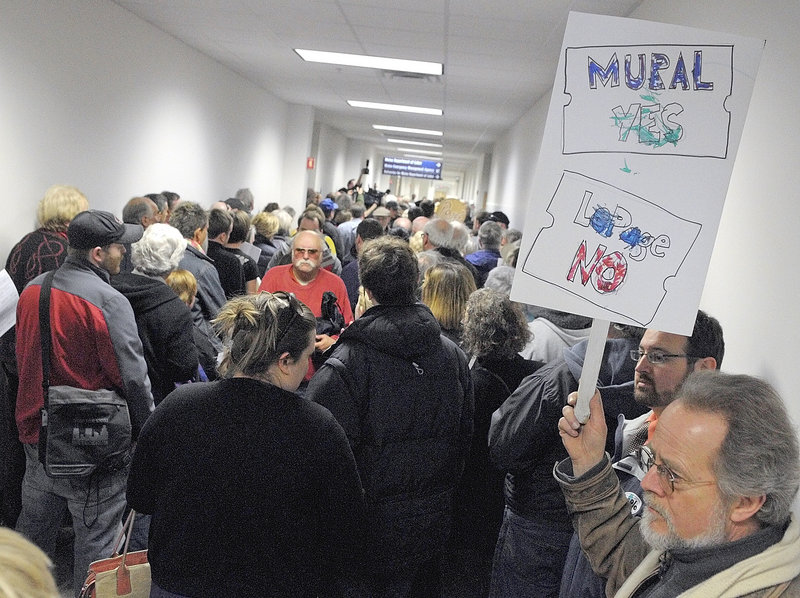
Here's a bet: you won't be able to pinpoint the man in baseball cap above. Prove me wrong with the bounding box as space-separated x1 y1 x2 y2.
15 209 153 595
68 209 143 248
67 210 143 275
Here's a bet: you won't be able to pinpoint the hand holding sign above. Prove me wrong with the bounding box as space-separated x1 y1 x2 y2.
559 389 608 477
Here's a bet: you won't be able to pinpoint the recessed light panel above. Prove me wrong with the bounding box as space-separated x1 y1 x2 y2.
373 125 443 136
295 49 442 76
386 138 443 147
399 148 443 156
348 101 442 116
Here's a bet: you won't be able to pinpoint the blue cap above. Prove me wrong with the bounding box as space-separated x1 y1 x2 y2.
319 198 338 211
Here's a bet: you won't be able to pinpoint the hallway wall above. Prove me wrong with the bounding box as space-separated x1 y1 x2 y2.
3 0 798 412
0 0 302 261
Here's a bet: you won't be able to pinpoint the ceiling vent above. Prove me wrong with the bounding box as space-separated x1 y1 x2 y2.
382 70 442 83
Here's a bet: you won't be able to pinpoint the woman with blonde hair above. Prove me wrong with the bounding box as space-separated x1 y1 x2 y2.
421 260 477 345
165 269 218 381
2 185 87 528
5 185 88 294
252 211 288 276
0 528 58 598
127 292 365 597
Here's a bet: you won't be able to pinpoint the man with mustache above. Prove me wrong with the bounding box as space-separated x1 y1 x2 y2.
556 369 800 597
259 230 352 387
559 310 724 598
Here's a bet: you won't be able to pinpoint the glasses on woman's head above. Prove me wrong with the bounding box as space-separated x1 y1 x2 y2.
635 445 715 495
273 292 301 347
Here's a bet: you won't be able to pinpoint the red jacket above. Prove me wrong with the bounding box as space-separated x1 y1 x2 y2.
15 257 154 443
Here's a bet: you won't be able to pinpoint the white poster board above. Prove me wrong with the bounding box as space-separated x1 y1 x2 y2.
511 12 764 335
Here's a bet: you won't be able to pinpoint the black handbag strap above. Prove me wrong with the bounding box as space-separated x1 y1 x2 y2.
38 270 57 408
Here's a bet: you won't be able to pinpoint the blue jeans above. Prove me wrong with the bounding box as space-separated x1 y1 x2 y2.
15 444 128 598
488 507 573 598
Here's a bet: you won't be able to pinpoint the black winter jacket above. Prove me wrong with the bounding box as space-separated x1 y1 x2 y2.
111 273 199 404
307 303 474 572
488 337 647 529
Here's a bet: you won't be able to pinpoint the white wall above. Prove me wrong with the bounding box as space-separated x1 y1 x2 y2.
282 104 315 211
0 0 302 262
5 0 797 404
490 0 800 420
315 124 350 197
632 1 800 401
487 96 548 228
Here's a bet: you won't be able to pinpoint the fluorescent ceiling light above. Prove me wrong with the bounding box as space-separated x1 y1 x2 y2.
386 138 443 148
373 125 443 136
295 49 442 76
348 100 442 116
400 148 443 156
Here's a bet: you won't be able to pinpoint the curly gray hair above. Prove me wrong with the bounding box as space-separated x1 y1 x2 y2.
461 288 531 360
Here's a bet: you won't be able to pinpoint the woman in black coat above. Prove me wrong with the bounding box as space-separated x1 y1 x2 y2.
127 292 366 597
449 288 542 590
110 224 199 405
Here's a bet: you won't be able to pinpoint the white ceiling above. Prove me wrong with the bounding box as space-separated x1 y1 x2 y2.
111 0 643 171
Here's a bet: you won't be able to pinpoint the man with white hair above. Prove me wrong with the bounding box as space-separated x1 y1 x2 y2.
259 230 353 386
557 370 800 596
421 219 482 288
466 220 503 287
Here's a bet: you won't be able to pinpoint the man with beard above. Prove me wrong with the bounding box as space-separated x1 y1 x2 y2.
556 370 800 597
559 310 723 598
15 210 154 597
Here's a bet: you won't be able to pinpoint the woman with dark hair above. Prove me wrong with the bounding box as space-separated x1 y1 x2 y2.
448 289 543 592
127 292 365 597
420 260 477 346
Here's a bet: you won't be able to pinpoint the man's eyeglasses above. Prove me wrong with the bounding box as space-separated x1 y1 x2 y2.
635 445 715 495
293 247 320 257
630 349 693 365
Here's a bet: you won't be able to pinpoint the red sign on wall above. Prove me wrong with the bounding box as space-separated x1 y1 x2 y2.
307 157 315 169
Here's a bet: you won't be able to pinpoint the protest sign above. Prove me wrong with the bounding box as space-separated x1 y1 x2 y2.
512 12 764 336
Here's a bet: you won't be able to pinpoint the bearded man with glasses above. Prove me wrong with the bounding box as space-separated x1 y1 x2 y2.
559 310 724 598
556 370 800 597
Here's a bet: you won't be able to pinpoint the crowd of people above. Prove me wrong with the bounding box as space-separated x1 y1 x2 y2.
0 183 798 598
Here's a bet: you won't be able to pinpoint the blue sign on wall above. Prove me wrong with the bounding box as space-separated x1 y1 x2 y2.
382 157 442 180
